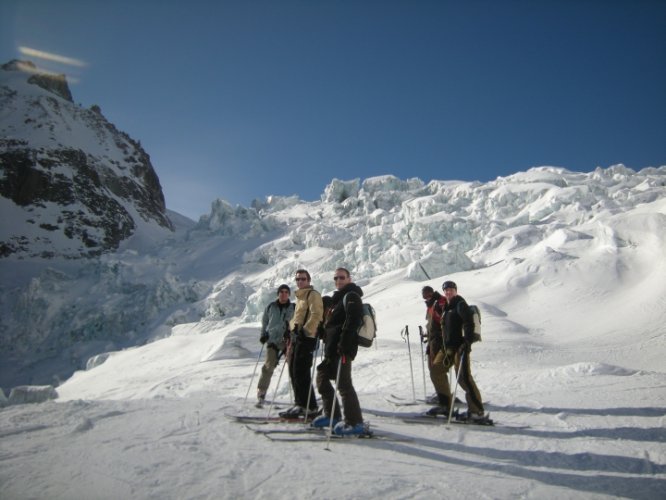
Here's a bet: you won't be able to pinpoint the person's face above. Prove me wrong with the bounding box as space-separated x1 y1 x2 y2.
422 290 433 302
295 273 310 290
333 271 350 290
443 287 457 301
278 289 290 303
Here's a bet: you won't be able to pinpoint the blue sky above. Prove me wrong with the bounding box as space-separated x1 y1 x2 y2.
1 0 665 220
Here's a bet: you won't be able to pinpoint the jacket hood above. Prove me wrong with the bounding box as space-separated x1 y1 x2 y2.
331 283 363 304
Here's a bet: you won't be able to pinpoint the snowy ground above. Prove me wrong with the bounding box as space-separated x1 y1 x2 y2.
1 262 664 500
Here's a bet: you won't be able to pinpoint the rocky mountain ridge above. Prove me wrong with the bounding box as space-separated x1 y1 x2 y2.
0 60 173 259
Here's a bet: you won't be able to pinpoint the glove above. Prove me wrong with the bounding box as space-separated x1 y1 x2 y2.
317 324 327 343
260 332 268 344
459 340 471 354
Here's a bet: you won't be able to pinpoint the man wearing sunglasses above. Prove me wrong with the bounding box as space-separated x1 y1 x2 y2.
312 267 367 436
279 269 323 419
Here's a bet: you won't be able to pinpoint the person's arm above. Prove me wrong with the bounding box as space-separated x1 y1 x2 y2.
260 304 270 343
304 291 324 337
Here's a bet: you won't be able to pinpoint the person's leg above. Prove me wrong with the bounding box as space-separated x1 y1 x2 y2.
430 348 452 408
257 347 279 398
457 351 484 414
337 358 362 425
315 360 341 419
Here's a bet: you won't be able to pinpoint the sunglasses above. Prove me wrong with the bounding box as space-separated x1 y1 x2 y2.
295 277 308 282
333 276 347 281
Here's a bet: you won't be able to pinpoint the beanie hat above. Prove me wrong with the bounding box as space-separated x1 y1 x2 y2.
442 280 457 290
277 284 291 294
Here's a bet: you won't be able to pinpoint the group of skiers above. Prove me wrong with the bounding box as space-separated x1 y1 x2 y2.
256 269 486 436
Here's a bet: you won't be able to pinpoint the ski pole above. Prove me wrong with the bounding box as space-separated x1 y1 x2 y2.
284 334 296 405
447 351 465 426
304 338 320 424
401 326 416 402
325 355 344 451
265 351 288 420
418 326 427 400
244 343 265 406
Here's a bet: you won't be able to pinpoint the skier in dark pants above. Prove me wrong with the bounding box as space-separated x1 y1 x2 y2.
440 280 486 421
313 267 366 435
279 269 323 419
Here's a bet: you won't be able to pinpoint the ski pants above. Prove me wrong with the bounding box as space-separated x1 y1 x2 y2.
316 356 363 426
427 337 446 403
432 347 484 414
257 345 281 398
288 335 318 411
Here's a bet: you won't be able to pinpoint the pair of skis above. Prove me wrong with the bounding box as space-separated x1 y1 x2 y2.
401 410 494 426
386 395 505 427
246 425 405 442
385 394 465 407
226 414 314 425
227 414 410 442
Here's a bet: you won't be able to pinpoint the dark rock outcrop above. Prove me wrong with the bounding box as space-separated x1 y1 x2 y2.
0 60 173 259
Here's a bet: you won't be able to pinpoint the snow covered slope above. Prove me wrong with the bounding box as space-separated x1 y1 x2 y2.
1 235 665 499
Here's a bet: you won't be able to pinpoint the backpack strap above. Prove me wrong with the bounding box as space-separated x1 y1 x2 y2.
302 289 312 326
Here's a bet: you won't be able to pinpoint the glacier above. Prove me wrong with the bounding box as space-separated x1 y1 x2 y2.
1 165 665 389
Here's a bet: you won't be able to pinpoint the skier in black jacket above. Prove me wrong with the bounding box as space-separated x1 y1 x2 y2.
312 267 366 435
440 280 486 421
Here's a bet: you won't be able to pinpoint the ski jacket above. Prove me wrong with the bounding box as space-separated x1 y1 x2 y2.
323 283 364 361
441 295 474 349
289 287 323 338
261 300 295 349
425 291 447 337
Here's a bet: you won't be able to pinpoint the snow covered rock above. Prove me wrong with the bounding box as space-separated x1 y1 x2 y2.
8 384 58 404
0 59 173 259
